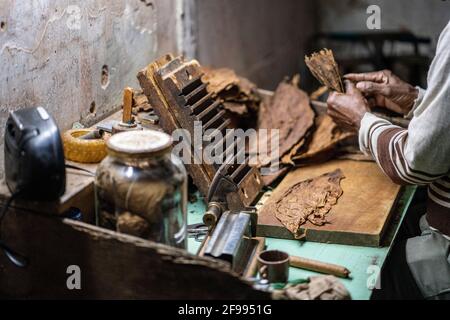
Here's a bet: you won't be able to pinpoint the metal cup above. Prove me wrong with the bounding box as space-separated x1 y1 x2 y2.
257 250 290 283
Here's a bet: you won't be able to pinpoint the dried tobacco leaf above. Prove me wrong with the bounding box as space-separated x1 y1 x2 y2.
202 67 261 117
236 76 261 104
310 86 329 100
305 49 344 93
223 102 248 115
202 67 240 94
257 83 315 163
132 89 152 113
275 169 345 239
288 115 355 165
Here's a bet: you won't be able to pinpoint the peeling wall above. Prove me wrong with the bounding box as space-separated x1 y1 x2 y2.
0 0 317 179
0 0 179 178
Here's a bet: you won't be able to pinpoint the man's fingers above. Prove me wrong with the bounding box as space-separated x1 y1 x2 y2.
327 108 340 119
344 71 386 83
344 80 357 94
327 91 340 105
356 81 392 96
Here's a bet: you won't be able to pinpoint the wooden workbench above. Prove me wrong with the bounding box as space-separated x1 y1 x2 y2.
102 109 412 297
0 110 416 299
188 187 416 300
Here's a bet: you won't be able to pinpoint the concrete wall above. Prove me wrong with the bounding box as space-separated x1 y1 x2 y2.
186 0 317 90
0 0 180 178
318 0 450 49
4 0 446 180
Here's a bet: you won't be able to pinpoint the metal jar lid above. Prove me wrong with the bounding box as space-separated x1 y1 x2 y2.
107 130 173 158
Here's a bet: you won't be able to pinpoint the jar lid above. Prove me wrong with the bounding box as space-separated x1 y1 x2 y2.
107 130 173 158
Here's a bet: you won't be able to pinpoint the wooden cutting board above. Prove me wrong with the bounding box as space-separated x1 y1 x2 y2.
257 160 402 247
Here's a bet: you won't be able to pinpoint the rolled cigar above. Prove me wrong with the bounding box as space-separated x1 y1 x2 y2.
290 255 350 279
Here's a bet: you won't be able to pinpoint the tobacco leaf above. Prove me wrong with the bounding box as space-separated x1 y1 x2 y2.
223 101 248 116
257 82 315 165
287 115 355 165
236 76 261 105
202 67 261 117
132 89 152 113
305 49 344 93
117 212 151 238
202 67 240 94
310 86 328 100
282 138 307 166
275 169 345 239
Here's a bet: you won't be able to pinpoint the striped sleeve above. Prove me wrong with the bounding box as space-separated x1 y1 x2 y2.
359 113 445 186
360 21 450 187
405 87 426 120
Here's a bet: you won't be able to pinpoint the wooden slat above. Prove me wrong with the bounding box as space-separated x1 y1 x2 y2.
0 209 269 299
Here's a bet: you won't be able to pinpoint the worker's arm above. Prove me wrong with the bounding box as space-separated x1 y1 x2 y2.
357 115 445 186
328 22 450 186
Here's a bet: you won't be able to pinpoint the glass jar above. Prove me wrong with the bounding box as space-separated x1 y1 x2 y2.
95 130 187 249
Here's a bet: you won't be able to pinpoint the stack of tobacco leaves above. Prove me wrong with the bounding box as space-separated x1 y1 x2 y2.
201 66 358 187
257 82 315 160
202 67 261 128
282 114 356 166
131 89 152 114
257 82 315 185
256 84 358 184
305 49 344 93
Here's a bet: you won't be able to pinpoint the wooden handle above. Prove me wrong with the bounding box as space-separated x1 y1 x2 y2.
123 87 134 123
290 255 350 279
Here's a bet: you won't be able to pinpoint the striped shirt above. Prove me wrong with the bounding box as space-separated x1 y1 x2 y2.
359 21 450 238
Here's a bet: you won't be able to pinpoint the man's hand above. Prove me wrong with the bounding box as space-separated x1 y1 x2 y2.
345 70 419 115
327 81 370 132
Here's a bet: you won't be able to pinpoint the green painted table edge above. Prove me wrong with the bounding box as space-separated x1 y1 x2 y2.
187 186 417 300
